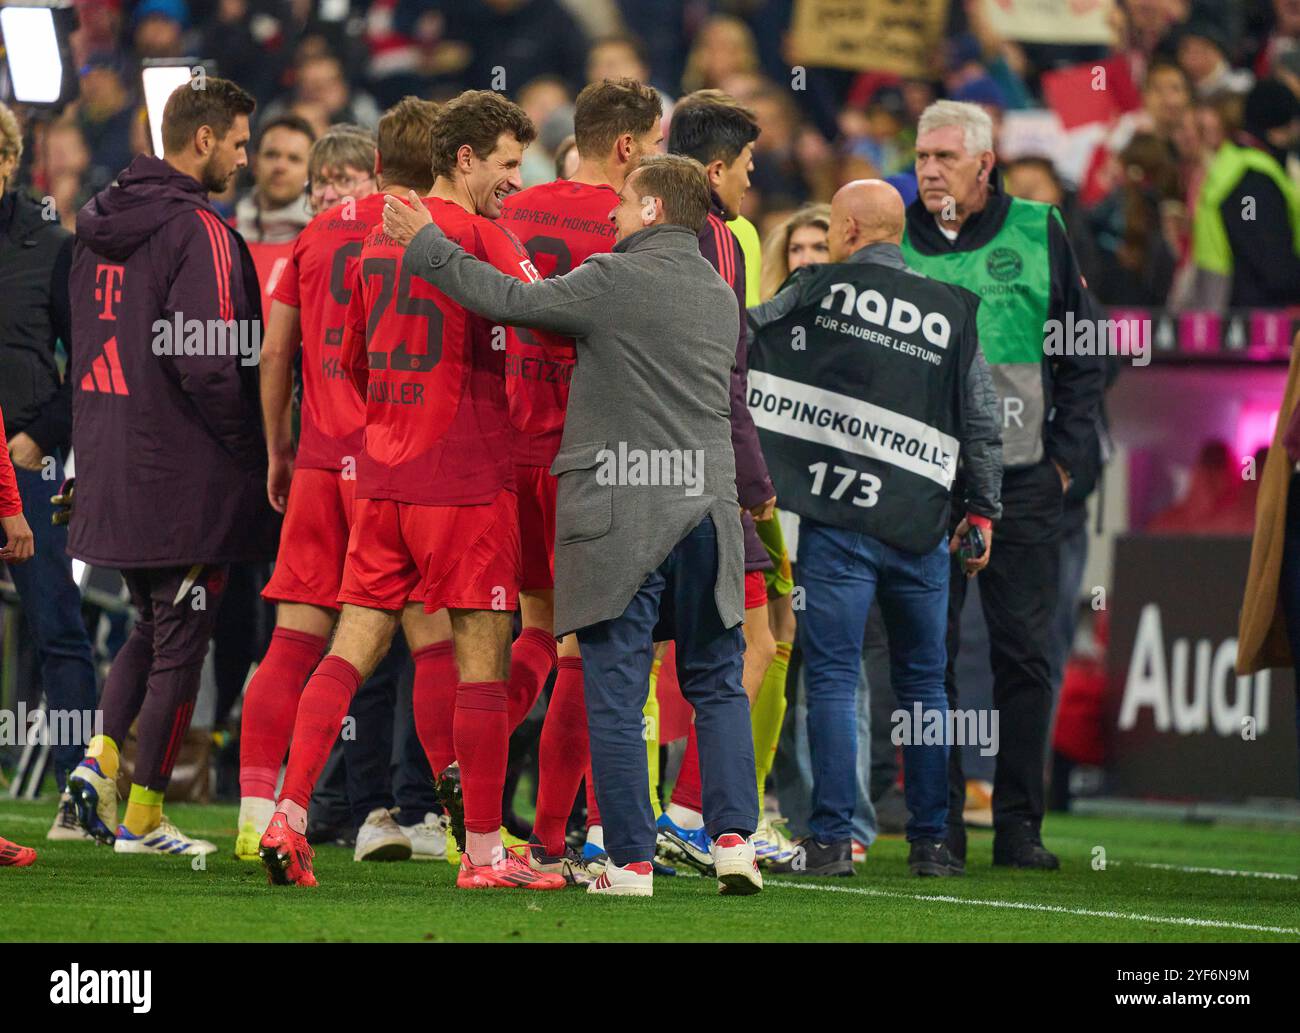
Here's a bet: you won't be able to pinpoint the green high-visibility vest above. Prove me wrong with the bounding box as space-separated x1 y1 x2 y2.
1193 140 1300 275
901 197 1056 468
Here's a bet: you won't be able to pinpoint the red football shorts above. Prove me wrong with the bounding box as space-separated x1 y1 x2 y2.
263 467 355 609
744 569 768 611
338 488 520 613
515 463 556 592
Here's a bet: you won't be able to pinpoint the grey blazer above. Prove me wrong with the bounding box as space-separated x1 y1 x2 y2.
405 221 744 637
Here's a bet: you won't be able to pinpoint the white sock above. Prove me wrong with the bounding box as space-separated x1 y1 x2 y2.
666 803 704 830
586 824 604 850
237 796 275 835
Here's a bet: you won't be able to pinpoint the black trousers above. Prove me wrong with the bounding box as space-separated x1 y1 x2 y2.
946 460 1062 847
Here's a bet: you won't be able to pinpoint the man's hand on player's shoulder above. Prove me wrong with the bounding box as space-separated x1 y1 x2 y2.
382 190 434 247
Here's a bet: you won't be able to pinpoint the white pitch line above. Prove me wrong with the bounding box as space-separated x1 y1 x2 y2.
0 814 51 827
765 880 1300 937
1117 861 1299 881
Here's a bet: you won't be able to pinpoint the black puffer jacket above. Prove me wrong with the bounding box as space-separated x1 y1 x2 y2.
0 190 74 455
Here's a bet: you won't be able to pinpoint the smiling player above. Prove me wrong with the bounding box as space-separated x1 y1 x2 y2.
259 91 565 891
235 102 452 865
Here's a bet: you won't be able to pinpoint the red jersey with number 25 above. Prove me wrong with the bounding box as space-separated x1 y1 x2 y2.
272 193 386 471
342 196 540 506
497 180 618 467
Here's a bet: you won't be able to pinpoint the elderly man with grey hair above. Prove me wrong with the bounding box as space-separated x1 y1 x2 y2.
900 100 1105 871
381 153 762 899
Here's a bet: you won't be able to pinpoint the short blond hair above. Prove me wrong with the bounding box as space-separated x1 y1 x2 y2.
0 101 23 166
376 97 440 192
632 153 712 233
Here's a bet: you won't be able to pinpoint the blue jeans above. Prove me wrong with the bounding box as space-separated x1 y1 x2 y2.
797 519 950 842
578 516 757 866
774 658 877 846
7 458 98 790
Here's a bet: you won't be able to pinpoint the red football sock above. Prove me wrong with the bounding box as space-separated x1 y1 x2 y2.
412 641 458 773
585 764 601 829
453 680 509 834
507 626 557 730
239 627 327 800
532 657 588 855
671 721 703 812
278 655 362 811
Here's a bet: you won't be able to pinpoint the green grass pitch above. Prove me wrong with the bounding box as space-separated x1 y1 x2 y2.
2 801 1298 942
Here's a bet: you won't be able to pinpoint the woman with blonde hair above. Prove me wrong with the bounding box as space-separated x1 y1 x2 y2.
759 203 831 300
742 202 833 867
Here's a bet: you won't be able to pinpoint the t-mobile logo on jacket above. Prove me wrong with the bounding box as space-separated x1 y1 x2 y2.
94 264 124 321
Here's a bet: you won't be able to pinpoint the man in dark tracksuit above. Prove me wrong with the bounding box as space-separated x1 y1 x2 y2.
902 101 1104 869
65 79 279 856
659 91 777 861
0 102 98 832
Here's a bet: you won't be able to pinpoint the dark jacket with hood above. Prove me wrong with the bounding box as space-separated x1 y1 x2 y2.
68 155 279 568
698 193 775 572
0 190 74 455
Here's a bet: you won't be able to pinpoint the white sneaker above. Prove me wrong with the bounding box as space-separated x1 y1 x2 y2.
399 811 448 861
354 807 413 862
114 816 217 856
527 837 598 885
587 859 653 896
48 791 92 841
712 833 763 895
752 816 798 867
66 758 118 844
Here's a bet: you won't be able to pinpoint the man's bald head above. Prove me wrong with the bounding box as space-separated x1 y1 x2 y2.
827 179 905 261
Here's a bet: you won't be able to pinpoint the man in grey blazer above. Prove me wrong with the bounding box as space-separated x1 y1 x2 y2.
382 154 761 898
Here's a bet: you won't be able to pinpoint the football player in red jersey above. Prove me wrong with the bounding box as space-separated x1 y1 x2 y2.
493 78 664 882
259 90 565 891
236 102 451 866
